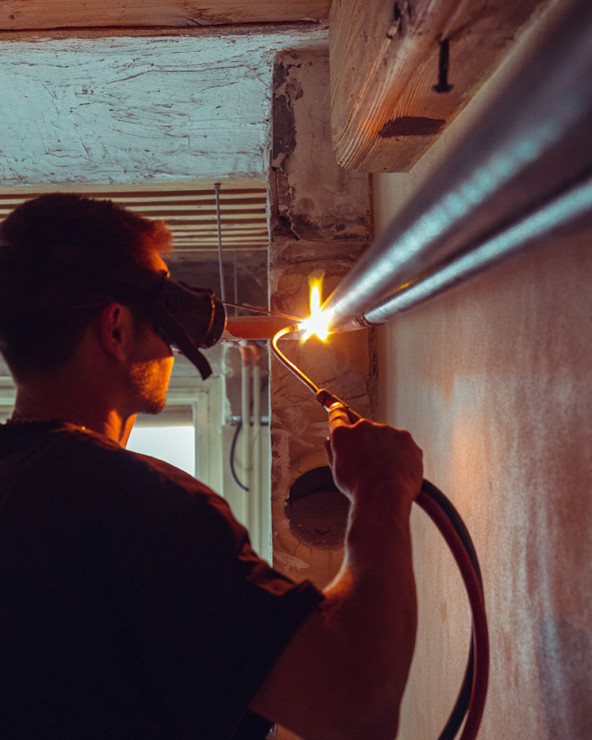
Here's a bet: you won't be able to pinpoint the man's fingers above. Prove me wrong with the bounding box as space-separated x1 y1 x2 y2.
328 404 353 431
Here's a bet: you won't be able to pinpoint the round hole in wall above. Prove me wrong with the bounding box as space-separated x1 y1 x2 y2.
286 466 350 549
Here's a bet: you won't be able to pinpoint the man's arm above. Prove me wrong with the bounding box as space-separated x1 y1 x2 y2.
249 418 422 740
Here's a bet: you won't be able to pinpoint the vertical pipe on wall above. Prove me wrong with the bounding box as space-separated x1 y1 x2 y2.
250 344 262 553
239 343 252 526
214 182 226 302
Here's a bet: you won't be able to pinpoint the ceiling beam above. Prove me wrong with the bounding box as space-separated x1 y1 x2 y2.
0 1 330 31
0 29 327 187
330 0 552 172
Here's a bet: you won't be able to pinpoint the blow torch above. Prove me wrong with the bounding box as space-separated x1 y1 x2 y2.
271 325 361 429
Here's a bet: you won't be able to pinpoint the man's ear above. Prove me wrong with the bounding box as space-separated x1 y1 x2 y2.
99 303 134 362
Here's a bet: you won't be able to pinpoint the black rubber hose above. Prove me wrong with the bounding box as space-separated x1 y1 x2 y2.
420 481 481 740
417 480 488 740
229 418 249 492
420 479 483 586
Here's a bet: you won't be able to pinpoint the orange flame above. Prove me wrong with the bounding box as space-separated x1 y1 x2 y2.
298 275 333 342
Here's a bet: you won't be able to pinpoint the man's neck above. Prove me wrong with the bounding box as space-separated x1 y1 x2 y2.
12 377 136 447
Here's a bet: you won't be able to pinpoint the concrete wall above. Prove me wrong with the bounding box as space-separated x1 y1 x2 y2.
373 6 592 737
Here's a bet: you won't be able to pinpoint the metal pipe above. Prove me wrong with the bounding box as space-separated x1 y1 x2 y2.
324 0 592 330
214 182 226 302
239 343 252 502
364 175 592 325
250 344 263 553
223 315 300 341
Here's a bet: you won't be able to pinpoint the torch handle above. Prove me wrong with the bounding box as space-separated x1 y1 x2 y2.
315 388 362 431
327 402 355 430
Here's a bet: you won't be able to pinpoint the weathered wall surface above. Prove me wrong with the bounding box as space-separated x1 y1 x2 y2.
372 7 592 736
268 49 372 590
0 28 327 186
375 224 591 739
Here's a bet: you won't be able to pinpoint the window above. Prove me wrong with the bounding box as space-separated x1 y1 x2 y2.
127 423 196 476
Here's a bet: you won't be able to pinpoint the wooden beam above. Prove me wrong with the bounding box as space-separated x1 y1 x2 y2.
330 0 551 172
0 1 330 31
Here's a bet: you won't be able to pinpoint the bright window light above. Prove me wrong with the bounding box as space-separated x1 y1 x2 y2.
127 424 196 476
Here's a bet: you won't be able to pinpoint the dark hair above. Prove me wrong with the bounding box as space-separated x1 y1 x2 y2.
0 193 172 381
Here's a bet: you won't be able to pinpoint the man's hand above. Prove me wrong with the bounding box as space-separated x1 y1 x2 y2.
326 414 423 514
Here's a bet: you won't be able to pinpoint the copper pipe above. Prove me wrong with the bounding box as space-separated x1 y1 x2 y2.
223 316 300 341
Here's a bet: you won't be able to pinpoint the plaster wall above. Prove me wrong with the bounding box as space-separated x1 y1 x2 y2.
372 6 592 736
375 221 591 739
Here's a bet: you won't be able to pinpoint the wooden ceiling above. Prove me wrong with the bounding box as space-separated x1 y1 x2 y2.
0 0 560 184
0 181 269 253
330 0 556 172
0 1 331 31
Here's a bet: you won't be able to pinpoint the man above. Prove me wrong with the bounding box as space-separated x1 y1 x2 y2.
0 194 422 739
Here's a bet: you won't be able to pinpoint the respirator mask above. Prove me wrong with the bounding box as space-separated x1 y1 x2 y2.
0 243 226 380
148 273 226 379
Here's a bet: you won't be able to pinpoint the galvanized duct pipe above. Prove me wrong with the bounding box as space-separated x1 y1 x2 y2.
249 343 262 552
324 0 592 331
364 175 592 325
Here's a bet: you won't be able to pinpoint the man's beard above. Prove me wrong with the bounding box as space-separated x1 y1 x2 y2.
126 356 173 415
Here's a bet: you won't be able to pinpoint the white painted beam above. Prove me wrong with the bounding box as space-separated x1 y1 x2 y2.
0 29 327 186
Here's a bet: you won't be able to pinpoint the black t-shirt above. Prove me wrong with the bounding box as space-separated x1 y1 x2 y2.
0 421 323 739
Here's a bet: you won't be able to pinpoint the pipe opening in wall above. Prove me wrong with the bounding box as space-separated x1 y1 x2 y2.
286 466 349 549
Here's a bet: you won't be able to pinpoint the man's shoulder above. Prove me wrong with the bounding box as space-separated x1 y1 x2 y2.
0 420 244 562
0 419 225 516
79 426 224 510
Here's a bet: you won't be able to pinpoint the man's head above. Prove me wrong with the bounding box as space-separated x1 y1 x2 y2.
0 193 173 384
